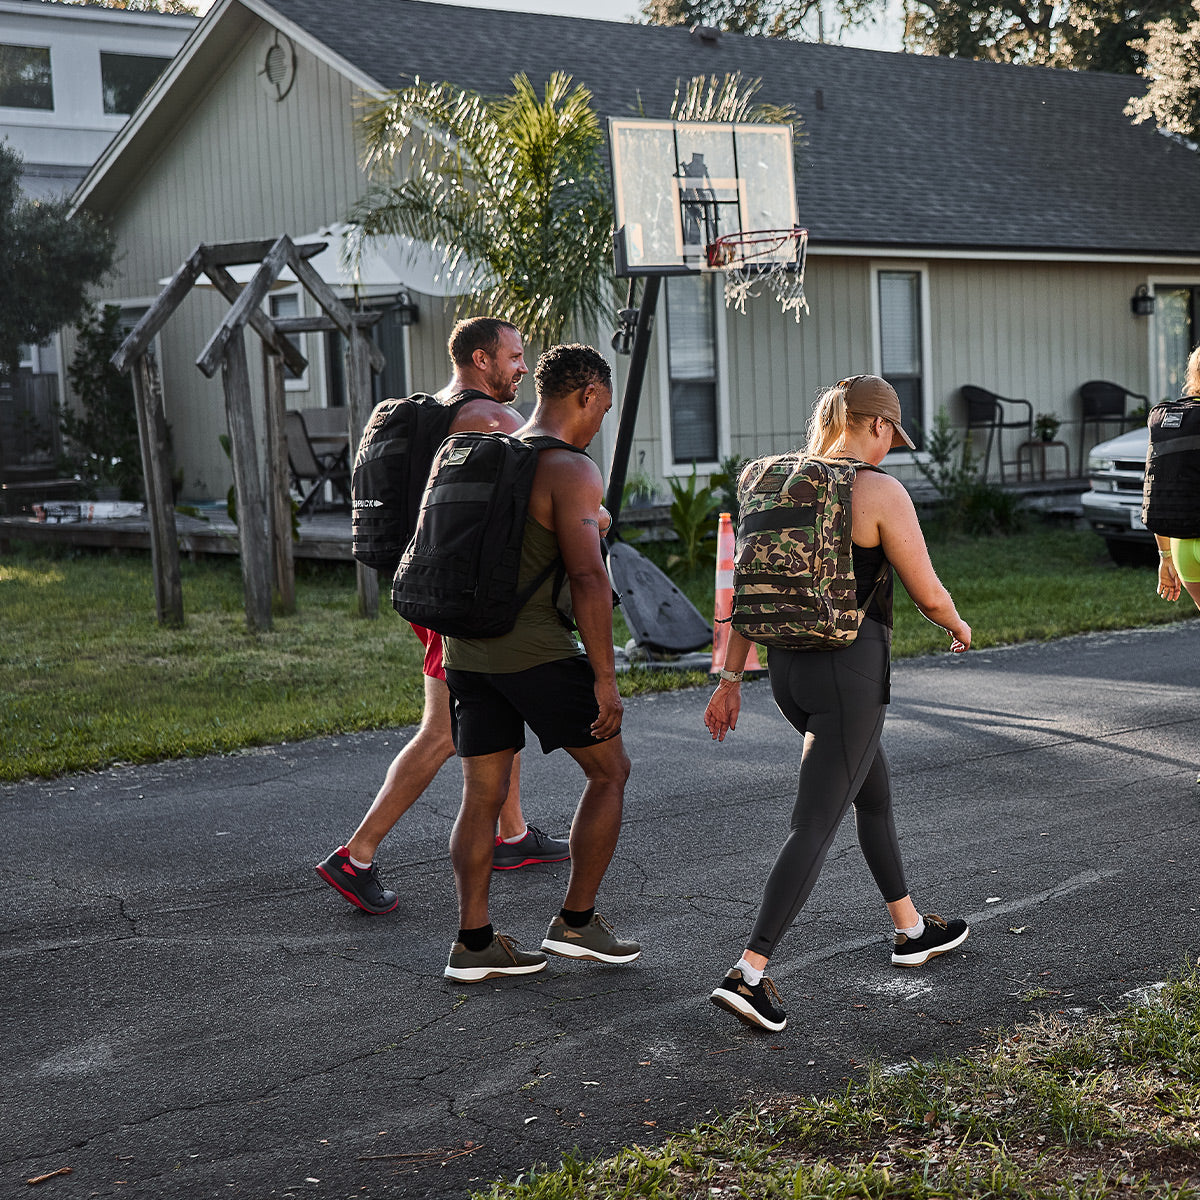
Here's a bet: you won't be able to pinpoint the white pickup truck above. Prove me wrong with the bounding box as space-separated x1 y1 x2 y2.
1080 427 1154 565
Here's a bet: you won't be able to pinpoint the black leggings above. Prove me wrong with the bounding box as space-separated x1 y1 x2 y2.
746 619 908 959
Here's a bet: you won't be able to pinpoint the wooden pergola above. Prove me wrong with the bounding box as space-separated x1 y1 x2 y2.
111 235 386 631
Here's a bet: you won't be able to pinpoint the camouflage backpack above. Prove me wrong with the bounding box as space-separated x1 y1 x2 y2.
730 454 887 650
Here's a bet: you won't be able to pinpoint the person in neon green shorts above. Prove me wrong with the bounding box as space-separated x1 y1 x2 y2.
1154 346 1200 614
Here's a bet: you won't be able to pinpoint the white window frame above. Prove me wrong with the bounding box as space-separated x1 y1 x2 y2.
656 274 730 478
869 259 932 463
267 288 310 393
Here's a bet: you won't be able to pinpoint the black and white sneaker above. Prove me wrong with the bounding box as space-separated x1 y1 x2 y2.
892 913 969 967
709 968 787 1032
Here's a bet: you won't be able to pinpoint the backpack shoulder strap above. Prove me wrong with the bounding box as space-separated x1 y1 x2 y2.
519 433 589 455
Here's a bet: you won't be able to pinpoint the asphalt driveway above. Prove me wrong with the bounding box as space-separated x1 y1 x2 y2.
3 621 1198 1198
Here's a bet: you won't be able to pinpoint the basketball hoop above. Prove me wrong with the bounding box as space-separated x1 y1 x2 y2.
706 227 809 322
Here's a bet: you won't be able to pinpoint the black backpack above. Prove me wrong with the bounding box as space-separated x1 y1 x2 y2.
1142 397 1200 539
350 389 491 573
391 431 586 638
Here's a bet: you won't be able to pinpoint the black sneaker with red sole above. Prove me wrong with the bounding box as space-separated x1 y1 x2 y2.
315 846 398 914
492 825 570 870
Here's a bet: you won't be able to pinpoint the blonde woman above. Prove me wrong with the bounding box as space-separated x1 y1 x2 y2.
1153 345 1200 614
705 375 972 1032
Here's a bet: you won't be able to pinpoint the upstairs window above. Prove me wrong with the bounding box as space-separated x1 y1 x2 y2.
101 52 171 116
0 44 53 110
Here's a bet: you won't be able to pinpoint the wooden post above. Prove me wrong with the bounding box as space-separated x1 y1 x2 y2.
346 325 379 618
221 330 273 632
130 353 184 627
262 344 295 614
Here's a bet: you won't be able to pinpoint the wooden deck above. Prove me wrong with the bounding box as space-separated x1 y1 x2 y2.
0 505 357 561
0 476 1088 562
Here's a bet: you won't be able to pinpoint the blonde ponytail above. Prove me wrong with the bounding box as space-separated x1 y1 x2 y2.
805 383 851 457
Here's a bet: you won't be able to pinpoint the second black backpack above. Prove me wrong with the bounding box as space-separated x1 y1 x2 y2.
350 389 490 573
391 431 584 638
1142 396 1200 539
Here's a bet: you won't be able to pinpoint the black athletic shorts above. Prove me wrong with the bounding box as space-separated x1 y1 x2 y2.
445 655 609 756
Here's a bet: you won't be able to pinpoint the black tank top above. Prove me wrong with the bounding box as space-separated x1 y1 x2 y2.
852 542 893 628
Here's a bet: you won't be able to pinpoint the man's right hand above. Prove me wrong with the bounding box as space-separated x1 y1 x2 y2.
591 678 623 740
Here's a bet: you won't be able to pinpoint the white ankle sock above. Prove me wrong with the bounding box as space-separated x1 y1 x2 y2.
897 915 925 939
735 957 763 987
348 853 372 870
500 827 528 845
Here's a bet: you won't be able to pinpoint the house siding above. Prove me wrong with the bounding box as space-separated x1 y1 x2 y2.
79 21 368 500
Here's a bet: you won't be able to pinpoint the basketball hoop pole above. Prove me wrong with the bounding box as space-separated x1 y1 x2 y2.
604 274 661 538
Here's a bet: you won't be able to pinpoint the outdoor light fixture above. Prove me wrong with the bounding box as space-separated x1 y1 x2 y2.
1131 285 1156 317
388 289 420 326
611 306 639 355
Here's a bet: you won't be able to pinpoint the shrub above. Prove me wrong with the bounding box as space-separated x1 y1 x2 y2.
59 304 143 500
917 407 1026 536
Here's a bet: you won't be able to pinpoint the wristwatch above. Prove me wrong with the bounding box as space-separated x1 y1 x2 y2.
717 668 744 682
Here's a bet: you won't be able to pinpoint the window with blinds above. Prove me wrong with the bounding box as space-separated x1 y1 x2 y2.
665 276 718 464
877 269 925 452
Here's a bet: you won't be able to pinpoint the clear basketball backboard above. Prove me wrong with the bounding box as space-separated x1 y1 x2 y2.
609 118 799 277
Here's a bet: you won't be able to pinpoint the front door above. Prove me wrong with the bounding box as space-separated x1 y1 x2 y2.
1154 285 1199 399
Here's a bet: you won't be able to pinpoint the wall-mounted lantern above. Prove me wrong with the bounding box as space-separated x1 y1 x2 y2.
1130 285 1156 317
386 289 420 326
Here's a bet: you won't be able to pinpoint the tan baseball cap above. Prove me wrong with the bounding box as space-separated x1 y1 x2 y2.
839 375 916 451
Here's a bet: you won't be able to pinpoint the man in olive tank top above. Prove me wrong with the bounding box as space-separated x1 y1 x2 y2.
442 343 639 982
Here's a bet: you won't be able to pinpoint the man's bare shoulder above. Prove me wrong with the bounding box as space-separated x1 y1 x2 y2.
539 444 600 481
451 397 522 435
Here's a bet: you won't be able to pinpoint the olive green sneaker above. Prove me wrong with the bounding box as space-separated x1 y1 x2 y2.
443 933 546 983
540 913 641 964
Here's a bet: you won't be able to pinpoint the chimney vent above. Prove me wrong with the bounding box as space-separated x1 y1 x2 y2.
690 23 721 44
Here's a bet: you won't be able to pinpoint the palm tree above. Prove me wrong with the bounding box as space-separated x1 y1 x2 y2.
347 71 613 349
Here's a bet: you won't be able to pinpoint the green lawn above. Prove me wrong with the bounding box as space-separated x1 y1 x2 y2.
1 525 1193 781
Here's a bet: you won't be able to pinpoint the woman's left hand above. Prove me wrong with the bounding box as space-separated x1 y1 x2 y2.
1158 555 1181 602
704 683 741 741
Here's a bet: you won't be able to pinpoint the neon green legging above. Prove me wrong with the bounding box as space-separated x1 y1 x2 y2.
1171 538 1200 583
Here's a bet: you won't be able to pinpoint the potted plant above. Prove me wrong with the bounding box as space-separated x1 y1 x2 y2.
1033 412 1061 442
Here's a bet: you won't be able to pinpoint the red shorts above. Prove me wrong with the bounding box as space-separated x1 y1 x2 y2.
410 623 445 681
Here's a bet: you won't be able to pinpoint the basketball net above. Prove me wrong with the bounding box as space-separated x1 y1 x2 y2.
707 228 809 323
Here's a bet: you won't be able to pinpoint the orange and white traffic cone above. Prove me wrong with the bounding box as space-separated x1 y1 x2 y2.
712 512 761 674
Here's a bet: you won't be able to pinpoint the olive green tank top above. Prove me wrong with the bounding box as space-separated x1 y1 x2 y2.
441 516 583 674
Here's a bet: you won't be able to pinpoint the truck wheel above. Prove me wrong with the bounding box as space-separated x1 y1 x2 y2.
1105 537 1155 567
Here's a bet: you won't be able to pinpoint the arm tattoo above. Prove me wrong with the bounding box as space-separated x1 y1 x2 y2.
581 517 599 530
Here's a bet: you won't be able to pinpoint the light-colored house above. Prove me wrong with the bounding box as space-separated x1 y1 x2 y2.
1 0 195 482
69 0 1200 503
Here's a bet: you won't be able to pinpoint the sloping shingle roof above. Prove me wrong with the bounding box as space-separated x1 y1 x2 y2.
210 0 1200 256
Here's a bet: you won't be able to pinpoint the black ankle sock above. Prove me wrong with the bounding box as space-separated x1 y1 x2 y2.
560 906 594 928
459 923 494 952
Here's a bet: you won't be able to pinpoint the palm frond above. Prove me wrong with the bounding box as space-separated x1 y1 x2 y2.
349 72 615 347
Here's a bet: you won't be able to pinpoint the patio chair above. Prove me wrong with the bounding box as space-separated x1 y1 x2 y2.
1077 380 1147 463
285 409 351 514
959 386 1034 483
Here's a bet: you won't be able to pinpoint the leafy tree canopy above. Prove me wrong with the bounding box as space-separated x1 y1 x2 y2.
904 0 1195 72
639 0 877 42
641 0 1195 73
0 145 115 374
1126 0 1200 138
56 0 198 13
